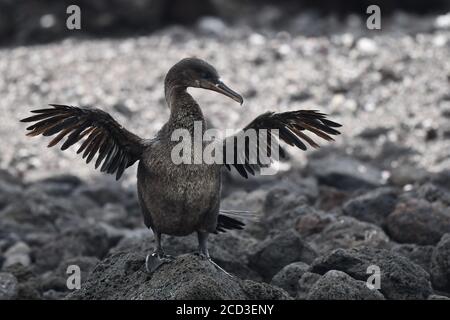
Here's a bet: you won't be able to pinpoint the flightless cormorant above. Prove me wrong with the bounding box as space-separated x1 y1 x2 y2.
21 58 341 273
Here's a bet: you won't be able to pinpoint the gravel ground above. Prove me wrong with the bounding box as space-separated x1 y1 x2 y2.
0 12 450 300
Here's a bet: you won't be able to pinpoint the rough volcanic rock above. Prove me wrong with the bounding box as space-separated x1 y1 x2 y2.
391 244 434 274
315 186 350 211
74 183 134 207
0 272 18 300
3 242 31 268
306 154 385 191
30 174 82 197
111 229 260 280
2 264 42 300
295 210 335 237
263 204 316 236
68 252 291 300
167 232 261 280
310 247 432 299
270 261 309 297
33 224 111 272
386 199 450 245
0 170 24 212
413 183 450 205
308 216 390 254
40 256 100 297
260 177 318 232
296 271 321 300
0 188 76 233
248 229 317 280
307 270 385 300
342 188 398 226
430 233 450 292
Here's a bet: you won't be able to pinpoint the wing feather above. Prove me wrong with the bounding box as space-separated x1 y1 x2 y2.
222 110 341 178
21 104 144 180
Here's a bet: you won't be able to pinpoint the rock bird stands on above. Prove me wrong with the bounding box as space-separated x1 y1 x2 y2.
21 58 341 273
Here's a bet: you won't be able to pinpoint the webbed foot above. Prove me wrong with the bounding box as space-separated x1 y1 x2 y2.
145 252 175 273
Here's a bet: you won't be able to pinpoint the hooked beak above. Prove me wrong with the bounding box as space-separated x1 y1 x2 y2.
200 79 244 105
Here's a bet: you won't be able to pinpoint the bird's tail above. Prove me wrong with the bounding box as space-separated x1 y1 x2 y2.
215 209 259 233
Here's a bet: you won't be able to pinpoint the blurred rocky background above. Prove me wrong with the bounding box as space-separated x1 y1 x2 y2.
0 0 450 300
1 0 450 45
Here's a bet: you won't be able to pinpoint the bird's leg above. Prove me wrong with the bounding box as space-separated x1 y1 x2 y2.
197 231 210 259
153 230 166 257
145 229 174 273
197 231 233 277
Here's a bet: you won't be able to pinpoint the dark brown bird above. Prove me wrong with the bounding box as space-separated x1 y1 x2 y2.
20 58 342 274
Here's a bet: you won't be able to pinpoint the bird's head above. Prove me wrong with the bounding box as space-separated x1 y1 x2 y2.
165 58 243 105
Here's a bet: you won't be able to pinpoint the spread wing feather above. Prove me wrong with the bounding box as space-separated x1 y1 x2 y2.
222 110 342 178
21 104 144 180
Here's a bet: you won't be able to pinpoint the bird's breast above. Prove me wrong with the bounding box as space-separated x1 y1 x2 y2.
137 140 221 235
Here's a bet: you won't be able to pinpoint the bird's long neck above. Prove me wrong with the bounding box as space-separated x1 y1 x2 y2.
165 86 205 133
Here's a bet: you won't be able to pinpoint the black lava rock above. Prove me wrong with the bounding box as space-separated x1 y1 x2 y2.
343 187 398 226
248 229 317 280
310 247 432 299
386 199 450 245
430 233 450 293
270 261 309 297
67 252 291 300
307 270 385 300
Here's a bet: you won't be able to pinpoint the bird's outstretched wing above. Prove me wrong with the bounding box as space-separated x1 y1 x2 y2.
221 110 342 178
21 104 145 180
